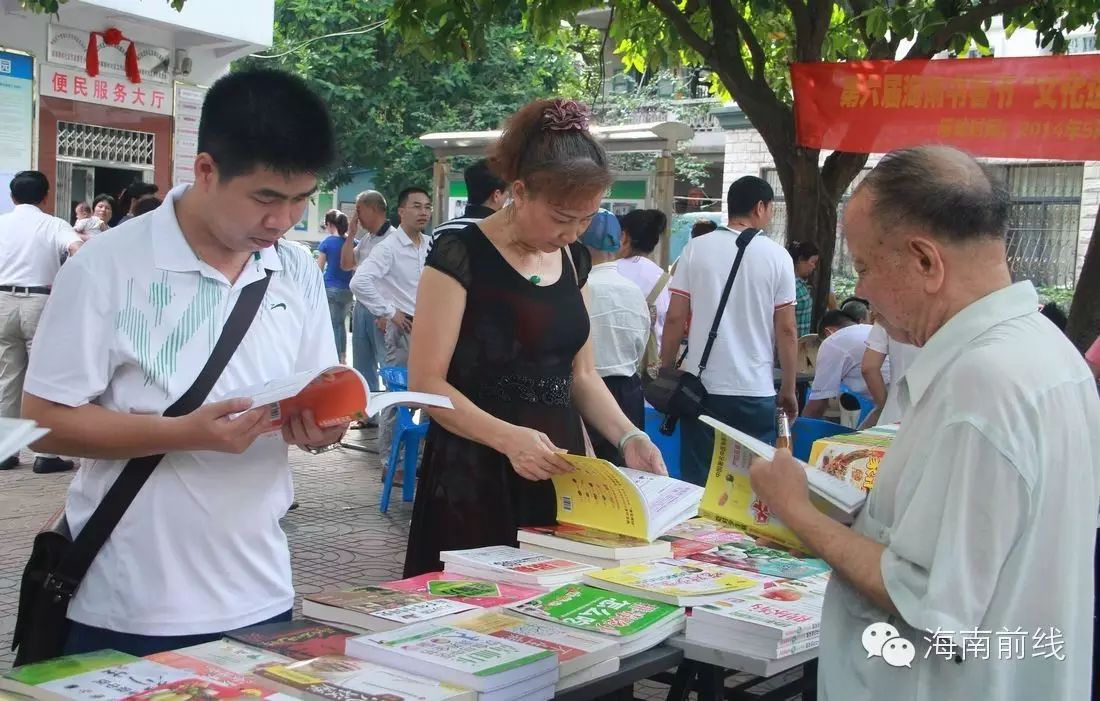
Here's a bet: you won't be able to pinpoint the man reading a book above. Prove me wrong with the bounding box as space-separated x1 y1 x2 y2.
21 68 348 656
749 145 1100 700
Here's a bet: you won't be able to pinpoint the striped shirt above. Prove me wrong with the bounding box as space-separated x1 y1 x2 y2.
430 203 496 239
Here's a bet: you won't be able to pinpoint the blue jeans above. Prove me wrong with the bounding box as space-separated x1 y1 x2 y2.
62 609 292 657
680 394 777 487
326 288 353 359
352 302 385 392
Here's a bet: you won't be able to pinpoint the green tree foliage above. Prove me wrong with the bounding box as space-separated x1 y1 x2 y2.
388 0 1100 329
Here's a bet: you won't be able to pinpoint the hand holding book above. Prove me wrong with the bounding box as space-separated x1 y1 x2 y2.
747 448 811 530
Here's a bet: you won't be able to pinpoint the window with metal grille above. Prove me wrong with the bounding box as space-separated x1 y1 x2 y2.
56 121 155 166
763 162 1082 287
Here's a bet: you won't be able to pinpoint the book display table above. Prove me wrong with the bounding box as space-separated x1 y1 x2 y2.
555 646 683 701
662 636 817 701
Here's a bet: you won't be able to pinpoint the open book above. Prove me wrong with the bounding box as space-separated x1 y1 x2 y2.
550 455 703 542
0 418 49 460
219 366 453 428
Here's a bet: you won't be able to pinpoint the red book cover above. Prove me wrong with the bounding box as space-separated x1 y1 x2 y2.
226 620 357 661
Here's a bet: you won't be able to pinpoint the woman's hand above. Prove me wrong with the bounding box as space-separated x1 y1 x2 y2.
622 434 668 476
499 426 574 481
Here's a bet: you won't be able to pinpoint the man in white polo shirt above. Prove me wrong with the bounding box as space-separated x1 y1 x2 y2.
661 176 799 486
750 146 1100 700
802 309 888 419
21 68 346 656
0 170 82 473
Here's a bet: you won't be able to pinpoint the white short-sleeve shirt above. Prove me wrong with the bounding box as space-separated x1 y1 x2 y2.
24 185 337 636
0 204 80 287
588 262 651 378
808 323 887 400
865 322 919 424
818 282 1100 701
669 228 795 396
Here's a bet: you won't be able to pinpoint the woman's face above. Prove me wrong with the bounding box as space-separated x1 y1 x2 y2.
513 182 604 252
795 254 819 279
94 200 113 222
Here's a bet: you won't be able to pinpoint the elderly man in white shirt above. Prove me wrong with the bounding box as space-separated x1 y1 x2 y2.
750 145 1100 700
579 210 650 464
350 186 432 452
340 190 391 398
0 170 82 473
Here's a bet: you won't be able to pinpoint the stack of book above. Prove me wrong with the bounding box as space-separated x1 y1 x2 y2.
444 609 620 692
440 546 597 587
302 586 478 632
661 518 830 580
582 558 762 606
685 576 828 659
379 573 545 609
345 621 559 701
255 655 476 701
516 525 672 570
511 584 686 656
226 619 361 660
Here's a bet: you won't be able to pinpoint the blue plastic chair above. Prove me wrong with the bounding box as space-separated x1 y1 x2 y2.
839 383 875 427
791 417 855 462
644 404 681 480
378 367 429 513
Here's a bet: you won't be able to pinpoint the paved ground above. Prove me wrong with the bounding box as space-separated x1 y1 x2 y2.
0 427 801 699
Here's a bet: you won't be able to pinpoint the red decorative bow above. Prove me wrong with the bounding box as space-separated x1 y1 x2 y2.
86 27 141 84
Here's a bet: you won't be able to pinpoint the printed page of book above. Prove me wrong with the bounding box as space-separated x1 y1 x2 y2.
553 456 648 539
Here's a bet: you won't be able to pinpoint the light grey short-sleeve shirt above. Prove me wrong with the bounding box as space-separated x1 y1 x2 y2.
819 282 1100 701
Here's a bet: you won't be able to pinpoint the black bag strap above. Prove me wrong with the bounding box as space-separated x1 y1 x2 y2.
697 227 759 374
44 269 274 601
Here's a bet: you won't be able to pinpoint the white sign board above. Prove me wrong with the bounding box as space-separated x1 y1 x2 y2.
0 51 34 214
173 82 207 186
40 64 172 116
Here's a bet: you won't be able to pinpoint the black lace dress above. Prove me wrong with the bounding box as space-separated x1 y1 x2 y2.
402 224 592 577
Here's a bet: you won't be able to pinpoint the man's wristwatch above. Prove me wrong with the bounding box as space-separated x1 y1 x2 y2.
302 442 341 455
617 428 651 455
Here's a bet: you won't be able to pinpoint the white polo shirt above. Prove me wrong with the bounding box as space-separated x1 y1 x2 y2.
0 204 80 287
819 282 1100 701
808 323 888 400
588 262 651 378
669 228 795 396
350 226 429 319
865 322 919 424
24 185 337 636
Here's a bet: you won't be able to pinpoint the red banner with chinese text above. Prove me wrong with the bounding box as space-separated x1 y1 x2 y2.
791 55 1100 160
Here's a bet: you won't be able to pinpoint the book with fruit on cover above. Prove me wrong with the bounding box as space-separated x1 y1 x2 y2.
662 518 829 580
147 640 292 676
1 657 239 701
440 546 597 587
807 424 898 495
688 579 826 641
218 365 453 429
381 573 544 609
302 586 478 632
254 655 475 701
509 584 685 655
143 650 288 699
444 610 619 678
550 455 702 542
226 620 359 661
344 622 558 693
582 558 759 606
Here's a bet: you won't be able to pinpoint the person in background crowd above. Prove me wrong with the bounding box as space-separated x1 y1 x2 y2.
801 308 882 419
860 320 919 426
788 240 820 337
617 209 670 356
402 98 666 577
72 201 92 225
431 159 508 239
580 209 650 464
750 145 1100 701
663 176 798 486
74 194 115 239
22 67 344 657
351 187 432 453
1039 301 1068 332
316 209 354 364
839 296 870 323
116 182 160 225
690 219 719 239
0 171 83 473
131 196 162 218
342 191 391 402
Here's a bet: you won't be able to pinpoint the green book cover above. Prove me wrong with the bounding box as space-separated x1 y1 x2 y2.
510 584 682 637
4 650 138 685
368 623 554 678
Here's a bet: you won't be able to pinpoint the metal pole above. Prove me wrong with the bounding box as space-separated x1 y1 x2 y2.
432 156 449 228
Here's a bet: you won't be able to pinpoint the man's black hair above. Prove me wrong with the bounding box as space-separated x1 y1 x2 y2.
398 187 430 207
727 175 774 218
465 160 506 207
9 171 49 205
820 309 858 335
198 67 335 180
128 181 159 199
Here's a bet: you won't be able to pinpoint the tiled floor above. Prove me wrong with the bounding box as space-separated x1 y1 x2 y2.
0 428 802 698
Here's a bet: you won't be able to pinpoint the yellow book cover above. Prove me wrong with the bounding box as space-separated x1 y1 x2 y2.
587 559 760 597
551 455 703 541
699 432 807 553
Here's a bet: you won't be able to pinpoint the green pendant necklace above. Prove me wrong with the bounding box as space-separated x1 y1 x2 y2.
528 252 543 285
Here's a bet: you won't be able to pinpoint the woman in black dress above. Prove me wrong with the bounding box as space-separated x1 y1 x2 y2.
403 99 667 577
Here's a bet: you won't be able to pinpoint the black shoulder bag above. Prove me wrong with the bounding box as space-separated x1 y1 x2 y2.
643 228 759 424
12 269 273 666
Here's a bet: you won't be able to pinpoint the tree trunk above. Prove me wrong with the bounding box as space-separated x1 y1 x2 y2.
783 151 842 326
1066 208 1100 354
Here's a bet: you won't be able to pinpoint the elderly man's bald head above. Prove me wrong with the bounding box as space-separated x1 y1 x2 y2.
854 146 1009 243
